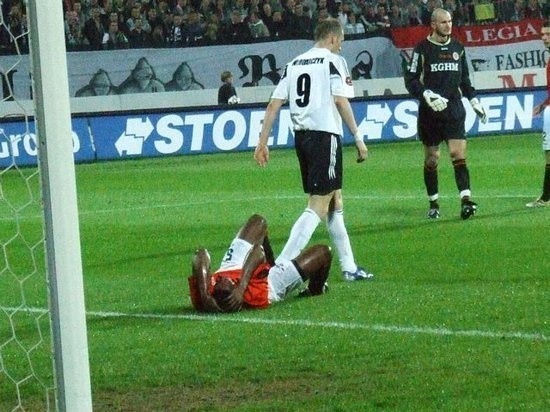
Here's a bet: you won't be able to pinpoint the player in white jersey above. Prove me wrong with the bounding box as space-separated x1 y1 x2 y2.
254 18 373 282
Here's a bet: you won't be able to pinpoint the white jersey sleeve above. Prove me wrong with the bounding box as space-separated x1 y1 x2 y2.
271 47 354 136
330 54 354 99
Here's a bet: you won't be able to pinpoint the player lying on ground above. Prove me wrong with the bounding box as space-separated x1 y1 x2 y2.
188 214 333 313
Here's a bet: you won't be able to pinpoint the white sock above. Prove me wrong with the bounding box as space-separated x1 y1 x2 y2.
326 209 357 273
276 208 321 264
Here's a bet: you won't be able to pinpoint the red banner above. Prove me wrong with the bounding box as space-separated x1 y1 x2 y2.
392 19 543 49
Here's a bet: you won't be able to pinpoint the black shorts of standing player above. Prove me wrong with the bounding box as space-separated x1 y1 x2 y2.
294 130 343 195
417 97 466 146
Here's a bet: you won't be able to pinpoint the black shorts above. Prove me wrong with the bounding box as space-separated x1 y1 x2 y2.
418 98 466 146
294 130 342 195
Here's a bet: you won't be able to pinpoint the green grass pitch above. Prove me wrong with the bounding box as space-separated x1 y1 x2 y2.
0 133 548 410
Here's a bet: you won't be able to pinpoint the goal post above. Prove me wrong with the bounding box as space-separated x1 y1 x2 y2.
27 0 92 410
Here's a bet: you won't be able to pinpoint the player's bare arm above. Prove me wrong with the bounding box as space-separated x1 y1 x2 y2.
334 95 368 162
222 244 266 312
255 98 285 167
192 249 222 313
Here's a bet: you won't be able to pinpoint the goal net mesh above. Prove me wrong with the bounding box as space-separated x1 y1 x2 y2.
0 3 56 410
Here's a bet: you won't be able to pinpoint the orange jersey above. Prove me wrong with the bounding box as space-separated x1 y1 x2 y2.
188 263 271 310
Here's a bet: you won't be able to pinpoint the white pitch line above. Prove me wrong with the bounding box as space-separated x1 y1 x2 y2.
0 193 535 221
3 306 547 342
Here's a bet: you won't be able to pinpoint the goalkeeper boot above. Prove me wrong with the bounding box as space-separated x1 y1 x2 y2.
342 266 374 282
427 200 440 219
460 199 478 220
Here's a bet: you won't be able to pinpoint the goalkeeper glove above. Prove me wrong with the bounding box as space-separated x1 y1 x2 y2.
469 98 487 124
423 89 448 112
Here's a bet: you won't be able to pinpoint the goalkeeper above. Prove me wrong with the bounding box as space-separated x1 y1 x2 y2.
188 214 332 313
404 8 487 220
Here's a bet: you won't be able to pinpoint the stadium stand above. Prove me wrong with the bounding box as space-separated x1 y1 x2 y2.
0 0 547 54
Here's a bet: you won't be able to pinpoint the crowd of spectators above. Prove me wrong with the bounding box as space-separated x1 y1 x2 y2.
0 0 548 54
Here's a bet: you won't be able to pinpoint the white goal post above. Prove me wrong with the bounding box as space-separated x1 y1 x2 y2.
27 0 92 410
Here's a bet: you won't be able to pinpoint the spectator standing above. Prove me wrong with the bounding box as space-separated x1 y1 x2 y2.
524 0 542 19
167 13 185 46
197 0 214 20
344 11 365 35
213 0 232 25
248 10 271 40
99 0 114 30
270 9 288 40
420 0 438 25
83 5 105 50
128 17 152 47
147 7 163 30
73 1 87 32
105 11 127 34
290 3 314 39
65 10 87 50
127 4 151 34
388 4 406 28
302 0 317 19
174 0 193 17
360 4 378 32
3 2 29 54
335 0 349 26
184 10 206 46
82 0 101 22
497 0 518 23
259 2 275 33
156 0 173 20
408 3 423 26
203 14 221 44
233 0 249 21
150 23 167 46
219 9 251 44
281 0 296 25
313 0 329 21
374 3 390 29
102 20 129 49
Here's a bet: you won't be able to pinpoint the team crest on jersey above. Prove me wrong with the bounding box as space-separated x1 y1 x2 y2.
346 76 352 86
452 52 459 61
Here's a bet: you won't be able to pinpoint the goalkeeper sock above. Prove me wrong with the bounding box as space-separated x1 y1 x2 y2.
276 208 320 264
541 163 550 201
326 209 356 273
424 162 438 198
453 158 470 193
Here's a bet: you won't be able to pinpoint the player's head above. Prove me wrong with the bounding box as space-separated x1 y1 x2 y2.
541 20 550 49
212 277 237 312
314 18 344 53
431 8 452 41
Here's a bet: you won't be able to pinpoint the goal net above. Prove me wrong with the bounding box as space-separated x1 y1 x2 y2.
0 1 92 410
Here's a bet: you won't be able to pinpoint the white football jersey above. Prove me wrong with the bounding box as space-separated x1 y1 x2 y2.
272 47 354 136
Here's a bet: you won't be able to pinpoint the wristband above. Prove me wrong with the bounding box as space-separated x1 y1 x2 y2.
354 131 362 142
